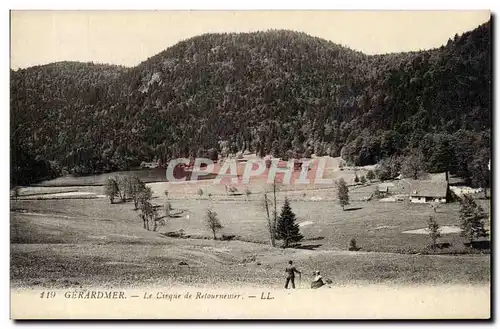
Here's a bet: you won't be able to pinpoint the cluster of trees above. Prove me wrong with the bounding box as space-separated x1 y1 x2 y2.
104 175 167 231
11 21 491 187
369 141 490 188
427 194 488 249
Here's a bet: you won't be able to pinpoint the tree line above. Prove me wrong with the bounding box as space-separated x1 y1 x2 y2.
10 21 491 187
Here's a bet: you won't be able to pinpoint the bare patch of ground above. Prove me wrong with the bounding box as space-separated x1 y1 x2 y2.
403 226 463 235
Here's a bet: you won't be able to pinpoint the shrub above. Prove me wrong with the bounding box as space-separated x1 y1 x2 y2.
348 238 360 251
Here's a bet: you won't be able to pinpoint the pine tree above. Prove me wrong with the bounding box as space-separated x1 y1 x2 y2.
459 194 488 245
276 198 303 248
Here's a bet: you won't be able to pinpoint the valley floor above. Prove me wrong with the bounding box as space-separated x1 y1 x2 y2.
10 183 490 289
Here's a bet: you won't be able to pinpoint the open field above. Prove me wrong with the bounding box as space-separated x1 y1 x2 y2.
12 188 491 254
11 179 491 288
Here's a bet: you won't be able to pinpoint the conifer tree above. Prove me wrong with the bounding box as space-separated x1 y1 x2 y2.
459 194 488 245
276 198 303 248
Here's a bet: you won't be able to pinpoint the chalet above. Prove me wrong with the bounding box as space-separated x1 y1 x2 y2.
377 185 389 197
377 182 394 197
408 180 449 203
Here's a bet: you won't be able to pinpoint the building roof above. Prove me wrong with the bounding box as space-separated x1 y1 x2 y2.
409 180 448 198
429 172 448 181
377 185 389 192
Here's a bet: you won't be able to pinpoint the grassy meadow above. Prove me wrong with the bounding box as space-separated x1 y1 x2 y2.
10 174 491 288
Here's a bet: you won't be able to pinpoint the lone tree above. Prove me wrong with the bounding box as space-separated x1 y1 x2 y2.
336 178 349 210
206 209 223 240
263 193 276 247
427 216 441 249
459 194 488 246
104 177 119 204
366 170 375 181
276 198 303 248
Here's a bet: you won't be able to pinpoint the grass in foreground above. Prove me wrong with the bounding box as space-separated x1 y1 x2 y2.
10 197 490 289
11 241 490 289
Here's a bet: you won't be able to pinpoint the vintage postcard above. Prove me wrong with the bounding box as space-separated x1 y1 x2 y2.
10 10 491 319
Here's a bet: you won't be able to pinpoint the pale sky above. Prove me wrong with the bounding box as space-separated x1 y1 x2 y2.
10 10 491 69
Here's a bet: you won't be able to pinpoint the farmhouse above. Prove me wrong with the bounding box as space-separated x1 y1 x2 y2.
408 180 449 203
377 184 389 196
377 182 394 197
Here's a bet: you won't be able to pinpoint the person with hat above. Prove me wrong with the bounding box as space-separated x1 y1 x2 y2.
311 270 325 289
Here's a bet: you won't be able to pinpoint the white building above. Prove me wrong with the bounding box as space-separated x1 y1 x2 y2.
409 180 448 203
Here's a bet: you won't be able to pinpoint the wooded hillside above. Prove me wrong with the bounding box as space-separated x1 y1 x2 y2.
10 20 491 186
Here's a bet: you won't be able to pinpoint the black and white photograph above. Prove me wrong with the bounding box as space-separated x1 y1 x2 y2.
9 10 492 319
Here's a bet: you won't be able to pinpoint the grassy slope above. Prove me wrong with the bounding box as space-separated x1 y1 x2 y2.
10 196 490 289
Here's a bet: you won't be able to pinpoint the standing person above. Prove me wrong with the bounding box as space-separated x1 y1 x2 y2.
285 260 301 289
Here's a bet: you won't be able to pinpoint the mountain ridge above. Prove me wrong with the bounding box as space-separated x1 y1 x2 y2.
10 20 491 186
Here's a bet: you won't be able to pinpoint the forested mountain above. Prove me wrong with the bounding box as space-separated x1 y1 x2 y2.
10 20 491 186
